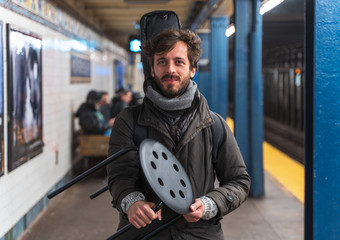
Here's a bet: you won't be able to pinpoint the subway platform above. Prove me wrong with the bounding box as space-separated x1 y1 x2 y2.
18 168 304 240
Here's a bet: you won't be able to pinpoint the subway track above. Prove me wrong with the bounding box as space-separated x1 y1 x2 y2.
264 117 304 164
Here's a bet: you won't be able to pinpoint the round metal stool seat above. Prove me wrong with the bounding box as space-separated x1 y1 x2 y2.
139 139 194 214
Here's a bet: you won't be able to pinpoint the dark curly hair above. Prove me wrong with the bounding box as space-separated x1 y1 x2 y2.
142 28 202 70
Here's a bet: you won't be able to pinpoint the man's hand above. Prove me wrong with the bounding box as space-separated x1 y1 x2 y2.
127 201 162 229
183 199 205 222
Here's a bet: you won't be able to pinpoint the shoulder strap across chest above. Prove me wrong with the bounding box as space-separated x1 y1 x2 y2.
133 107 226 160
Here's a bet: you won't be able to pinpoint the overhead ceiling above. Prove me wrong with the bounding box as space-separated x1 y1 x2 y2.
53 0 304 51
262 0 304 48
55 0 212 49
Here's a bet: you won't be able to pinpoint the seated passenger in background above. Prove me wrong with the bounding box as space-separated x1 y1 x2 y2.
99 91 112 121
110 87 133 118
129 91 145 107
76 90 114 135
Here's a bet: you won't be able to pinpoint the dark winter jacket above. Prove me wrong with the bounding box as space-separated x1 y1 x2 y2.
75 103 110 134
106 93 250 240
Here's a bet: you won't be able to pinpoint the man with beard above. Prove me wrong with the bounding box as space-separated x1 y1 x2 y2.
106 28 250 239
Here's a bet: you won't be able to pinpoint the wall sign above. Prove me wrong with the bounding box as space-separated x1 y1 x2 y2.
7 24 44 171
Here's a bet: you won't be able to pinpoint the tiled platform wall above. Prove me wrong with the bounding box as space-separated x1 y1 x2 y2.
0 4 128 239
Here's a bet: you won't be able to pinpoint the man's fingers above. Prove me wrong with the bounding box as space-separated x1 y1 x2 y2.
184 199 205 223
156 209 162 221
129 210 151 228
190 199 203 212
128 201 162 228
130 216 147 229
190 202 199 211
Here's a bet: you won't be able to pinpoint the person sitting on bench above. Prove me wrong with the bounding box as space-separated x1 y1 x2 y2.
76 90 113 135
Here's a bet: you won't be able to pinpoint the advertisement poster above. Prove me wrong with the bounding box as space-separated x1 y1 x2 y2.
70 51 91 83
0 22 3 175
7 25 43 171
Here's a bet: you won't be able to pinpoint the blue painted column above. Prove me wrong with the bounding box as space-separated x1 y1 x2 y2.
196 33 211 102
234 0 264 197
210 17 229 119
305 0 340 239
250 0 264 198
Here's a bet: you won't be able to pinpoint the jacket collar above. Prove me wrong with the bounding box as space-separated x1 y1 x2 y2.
137 93 214 145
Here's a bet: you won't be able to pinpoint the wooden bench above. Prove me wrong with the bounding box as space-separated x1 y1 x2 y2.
71 111 110 177
78 135 110 157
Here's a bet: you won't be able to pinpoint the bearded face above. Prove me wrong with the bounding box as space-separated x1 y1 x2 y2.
151 41 196 99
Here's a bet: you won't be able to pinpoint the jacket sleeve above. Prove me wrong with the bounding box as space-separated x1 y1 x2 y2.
106 108 144 212
205 120 251 218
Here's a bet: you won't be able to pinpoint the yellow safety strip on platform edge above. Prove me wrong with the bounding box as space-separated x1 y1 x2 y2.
226 118 304 203
263 142 304 203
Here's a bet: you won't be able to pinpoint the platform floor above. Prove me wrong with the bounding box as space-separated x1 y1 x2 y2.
18 169 304 240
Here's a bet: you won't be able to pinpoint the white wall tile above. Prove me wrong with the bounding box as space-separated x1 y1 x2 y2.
0 6 127 237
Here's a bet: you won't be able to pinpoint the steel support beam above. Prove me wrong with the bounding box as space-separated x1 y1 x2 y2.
196 33 211 101
305 0 340 239
190 0 222 31
210 17 229 118
234 0 264 197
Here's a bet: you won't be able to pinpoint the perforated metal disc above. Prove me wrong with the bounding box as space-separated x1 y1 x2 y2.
139 139 193 214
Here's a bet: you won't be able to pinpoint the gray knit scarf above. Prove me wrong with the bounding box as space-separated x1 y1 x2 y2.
145 80 198 111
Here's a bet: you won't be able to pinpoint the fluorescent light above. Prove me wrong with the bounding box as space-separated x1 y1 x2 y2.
225 24 235 37
224 0 284 37
260 0 284 15
69 40 87 52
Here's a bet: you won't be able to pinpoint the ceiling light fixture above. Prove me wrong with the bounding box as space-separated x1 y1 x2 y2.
225 24 235 37
260 0 284 15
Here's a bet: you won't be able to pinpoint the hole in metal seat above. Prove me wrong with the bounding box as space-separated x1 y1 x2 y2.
153 151 158 159
173 164 179 172
170 190 176 198
180 179 186 187
158 178 164 186
162 152 168 160
151 161 157 169
179 190 185 198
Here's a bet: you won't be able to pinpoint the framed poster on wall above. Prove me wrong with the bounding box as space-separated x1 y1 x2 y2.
7 24 44 171
0 22 4 176
70 50 91 83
